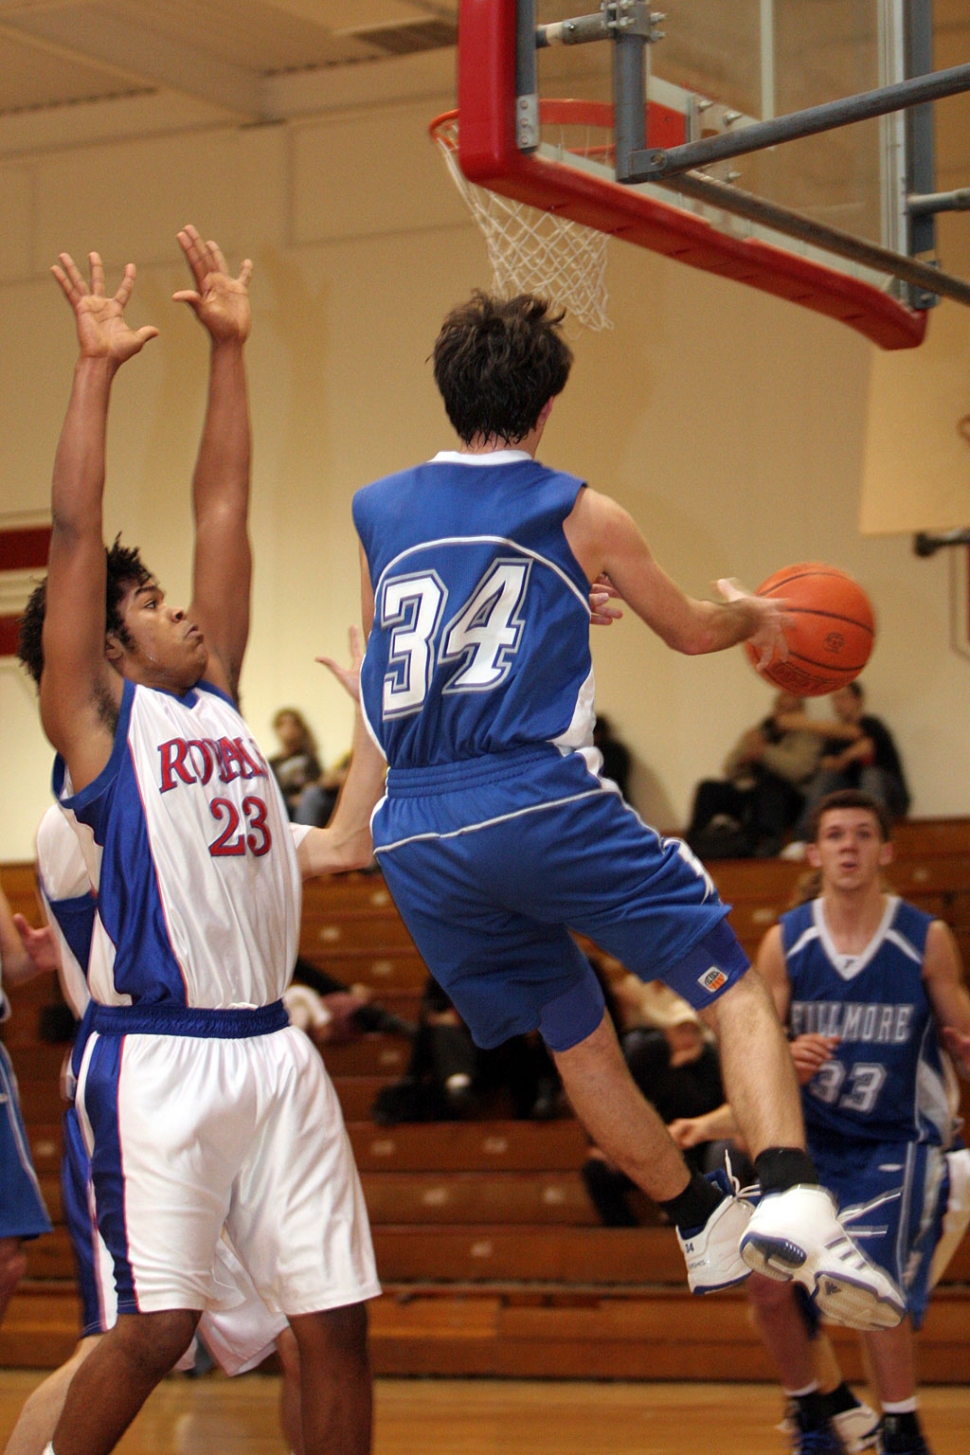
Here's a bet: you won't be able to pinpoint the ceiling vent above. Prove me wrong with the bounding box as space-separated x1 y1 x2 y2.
349 18 457 57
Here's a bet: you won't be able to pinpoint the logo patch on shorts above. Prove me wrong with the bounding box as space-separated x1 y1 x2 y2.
698 966 727 994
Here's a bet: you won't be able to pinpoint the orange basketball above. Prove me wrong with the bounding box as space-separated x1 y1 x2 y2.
744 562 875 697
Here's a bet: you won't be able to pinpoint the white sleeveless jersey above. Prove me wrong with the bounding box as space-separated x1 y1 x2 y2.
54 678 301 1010
36 803 94 1021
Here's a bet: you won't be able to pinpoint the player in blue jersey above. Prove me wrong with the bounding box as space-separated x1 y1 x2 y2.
16 233 386 1455
750 791 970 1455
352 290 904 1335
0 880 55 1332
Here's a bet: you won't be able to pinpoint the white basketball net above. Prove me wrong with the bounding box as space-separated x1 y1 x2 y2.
434 121 612 332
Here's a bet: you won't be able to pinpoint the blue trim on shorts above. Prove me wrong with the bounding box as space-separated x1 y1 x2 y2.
809 1136 945 1328
61 1106 105 1336
82 1034 136 1312
89 1000 289 1039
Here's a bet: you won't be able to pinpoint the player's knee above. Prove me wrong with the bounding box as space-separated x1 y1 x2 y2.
113 1309 200 1378
291 1301 369 1363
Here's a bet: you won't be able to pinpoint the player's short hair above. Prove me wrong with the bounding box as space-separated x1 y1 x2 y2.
17 537 155 685
808 788 891 844
432 291 574 445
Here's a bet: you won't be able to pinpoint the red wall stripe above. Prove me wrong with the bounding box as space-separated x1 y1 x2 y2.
0 616 21 656
0 525 51 571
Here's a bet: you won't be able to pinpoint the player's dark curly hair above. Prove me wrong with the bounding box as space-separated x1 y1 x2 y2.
17 537 155 686
432 291 574 445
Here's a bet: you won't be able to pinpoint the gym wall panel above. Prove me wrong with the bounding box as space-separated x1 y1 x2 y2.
289 98 466 245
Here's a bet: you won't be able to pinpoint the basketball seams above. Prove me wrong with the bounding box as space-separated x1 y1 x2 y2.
773 607 875 634
746 560 876 696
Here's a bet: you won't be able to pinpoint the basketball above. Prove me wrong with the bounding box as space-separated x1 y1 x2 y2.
744 562 875 697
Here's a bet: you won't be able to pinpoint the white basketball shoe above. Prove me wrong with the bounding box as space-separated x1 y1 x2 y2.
739 1184 905 1329
676 1167 755 1294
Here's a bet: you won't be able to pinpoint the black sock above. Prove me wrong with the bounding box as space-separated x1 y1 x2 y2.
755 1146 818 1195
793 1390 830 1433
820 1381 859 1418
659 1171 724 1232
882 1412 922 1452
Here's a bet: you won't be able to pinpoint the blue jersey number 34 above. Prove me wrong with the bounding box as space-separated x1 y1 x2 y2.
380 559 532 718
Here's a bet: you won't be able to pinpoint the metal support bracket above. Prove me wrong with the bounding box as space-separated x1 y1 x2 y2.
623 62 970 183
914 530 970 556
908 188 970 216
536 4 664 48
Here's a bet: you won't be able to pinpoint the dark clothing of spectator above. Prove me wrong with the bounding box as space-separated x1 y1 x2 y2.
794 713 910 839
270 749 322 821
687 700 820 858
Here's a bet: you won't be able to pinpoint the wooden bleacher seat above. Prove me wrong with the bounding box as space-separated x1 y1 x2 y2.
3 828 970 1380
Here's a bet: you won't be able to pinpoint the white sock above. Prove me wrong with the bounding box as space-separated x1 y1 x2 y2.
42 1445 56 1455
785 1382 820 1398
882 1397 918 1414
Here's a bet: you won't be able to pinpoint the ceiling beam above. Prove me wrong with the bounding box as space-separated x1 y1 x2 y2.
2 6 263 120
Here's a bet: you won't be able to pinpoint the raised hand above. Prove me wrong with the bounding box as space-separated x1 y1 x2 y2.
717 576 791 669
316 624 364 703
51 252 159 364
174 224 252 344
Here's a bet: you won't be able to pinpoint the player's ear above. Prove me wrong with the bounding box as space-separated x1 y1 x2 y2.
104 631 125 664
806 843 822 869
537 397 555 426
878 839 894 868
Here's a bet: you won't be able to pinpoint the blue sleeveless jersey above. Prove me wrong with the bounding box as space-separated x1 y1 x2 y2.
353 454 593 768
781 897 950 1146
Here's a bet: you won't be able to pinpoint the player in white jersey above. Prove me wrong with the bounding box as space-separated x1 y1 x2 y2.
16 231 384 1455
2 804 309 1455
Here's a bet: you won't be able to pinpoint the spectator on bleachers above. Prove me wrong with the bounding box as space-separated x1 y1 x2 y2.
294 751 351 829
284 956 416 1045
269 708 324 821
582 983 754 1227
685 691 822 859
781 681 910 856
371 978 562 1124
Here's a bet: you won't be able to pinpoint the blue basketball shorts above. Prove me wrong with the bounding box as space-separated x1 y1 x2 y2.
373 745 749 1050
0 1042 52 1240
809 1135 948 1328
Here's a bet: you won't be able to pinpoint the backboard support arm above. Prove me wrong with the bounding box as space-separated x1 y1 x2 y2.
656 169 970 308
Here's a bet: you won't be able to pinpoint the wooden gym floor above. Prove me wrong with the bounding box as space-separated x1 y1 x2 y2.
1 1374 968 1454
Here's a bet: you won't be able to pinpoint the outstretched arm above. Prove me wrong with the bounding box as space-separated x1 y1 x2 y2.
176 226 254 701
41 253 158 789
296 628 388 878
563 488 788 663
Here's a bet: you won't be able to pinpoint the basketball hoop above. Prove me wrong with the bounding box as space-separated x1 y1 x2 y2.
430 105 613 332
